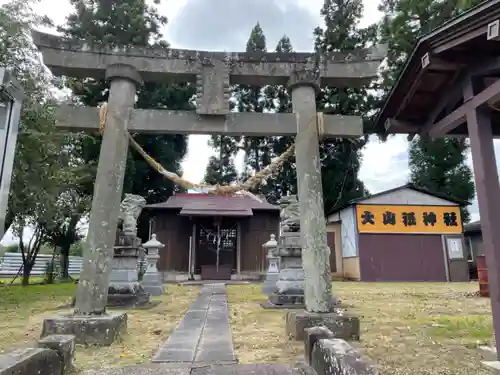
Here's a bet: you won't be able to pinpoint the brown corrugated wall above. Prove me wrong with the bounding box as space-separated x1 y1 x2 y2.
358 233 447 281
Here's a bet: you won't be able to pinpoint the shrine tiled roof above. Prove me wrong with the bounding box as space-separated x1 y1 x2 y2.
145 193 279 214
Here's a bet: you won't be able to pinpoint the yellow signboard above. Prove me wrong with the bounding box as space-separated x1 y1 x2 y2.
355 204 463 234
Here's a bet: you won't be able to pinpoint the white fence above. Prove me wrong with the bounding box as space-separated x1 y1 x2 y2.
0 253 83 277
0 252 148 278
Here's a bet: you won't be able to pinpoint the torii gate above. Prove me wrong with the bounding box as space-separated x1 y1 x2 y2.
32 30 385 328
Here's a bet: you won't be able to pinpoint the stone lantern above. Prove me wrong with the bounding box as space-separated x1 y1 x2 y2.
141 233 164 296
262 234 279 295
0 68 22 240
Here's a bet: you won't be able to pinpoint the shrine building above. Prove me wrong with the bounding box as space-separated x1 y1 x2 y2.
326 184 470 282
144 193 280 281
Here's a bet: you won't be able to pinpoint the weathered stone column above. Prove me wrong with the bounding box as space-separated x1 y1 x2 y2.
288 69 332 313
74 64 143 315
284 71 360 341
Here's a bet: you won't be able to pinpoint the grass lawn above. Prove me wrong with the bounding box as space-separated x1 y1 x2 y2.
0 281 493 374
0 276 46 285
0 283 200 373
227 282 493 375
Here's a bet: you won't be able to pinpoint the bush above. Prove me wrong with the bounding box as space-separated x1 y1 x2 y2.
5 244 19 253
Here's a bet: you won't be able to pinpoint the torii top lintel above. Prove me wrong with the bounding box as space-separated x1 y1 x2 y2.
32 31 387 88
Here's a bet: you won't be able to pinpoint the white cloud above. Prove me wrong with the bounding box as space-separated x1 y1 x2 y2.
359 135 409 194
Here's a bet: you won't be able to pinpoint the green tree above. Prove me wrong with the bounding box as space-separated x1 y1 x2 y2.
205 23 277 196
379 0 480 222
69 240 85 257
59 0 193 241
313 0 374 213
0 0 85 285
379 0 483 89
203 135 238 185
409 137 475 222
44 194 88 279
237 23 272 186
261 35 296 203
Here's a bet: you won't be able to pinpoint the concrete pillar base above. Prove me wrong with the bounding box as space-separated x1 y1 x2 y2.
107 281 151 308
40 312 127 347
285 310 359 341
141 283 164 297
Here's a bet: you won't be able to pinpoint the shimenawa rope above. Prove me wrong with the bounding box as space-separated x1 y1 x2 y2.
98 103 311 198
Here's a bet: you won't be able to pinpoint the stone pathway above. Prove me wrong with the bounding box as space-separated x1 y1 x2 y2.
85 283 316 375
152 283 237 365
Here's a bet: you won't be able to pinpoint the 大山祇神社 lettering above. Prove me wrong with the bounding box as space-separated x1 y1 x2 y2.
356 205 462 234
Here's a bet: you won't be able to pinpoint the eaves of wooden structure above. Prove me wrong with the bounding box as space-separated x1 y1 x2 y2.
375 0 500 137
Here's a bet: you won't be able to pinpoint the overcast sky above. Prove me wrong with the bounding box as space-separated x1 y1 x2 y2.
1 0 496 244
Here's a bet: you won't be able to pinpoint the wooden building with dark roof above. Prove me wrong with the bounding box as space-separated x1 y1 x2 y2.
145 193 280 281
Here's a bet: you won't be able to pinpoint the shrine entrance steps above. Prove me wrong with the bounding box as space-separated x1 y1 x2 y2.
152 283 237 365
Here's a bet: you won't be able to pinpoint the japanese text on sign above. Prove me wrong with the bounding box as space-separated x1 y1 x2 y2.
355 205 463 234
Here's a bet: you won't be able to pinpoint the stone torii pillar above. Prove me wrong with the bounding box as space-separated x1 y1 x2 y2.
288 70 331 312
74 64 143 316
42 64 143 347
284 70 361 341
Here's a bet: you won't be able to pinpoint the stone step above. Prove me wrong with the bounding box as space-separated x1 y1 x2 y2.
83 363 314 375
482 360 500 374
480 346 498 361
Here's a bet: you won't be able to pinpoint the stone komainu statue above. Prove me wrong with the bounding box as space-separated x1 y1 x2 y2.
279 195 300 232
118 194 146 236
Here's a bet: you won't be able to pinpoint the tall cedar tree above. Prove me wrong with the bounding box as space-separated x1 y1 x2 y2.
379 0 480 222
261 36 297 203
210 11 373 209
203 135 239 185
314 0 375 213
204 29 296 203
237 23 273 193
59 0 194 240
